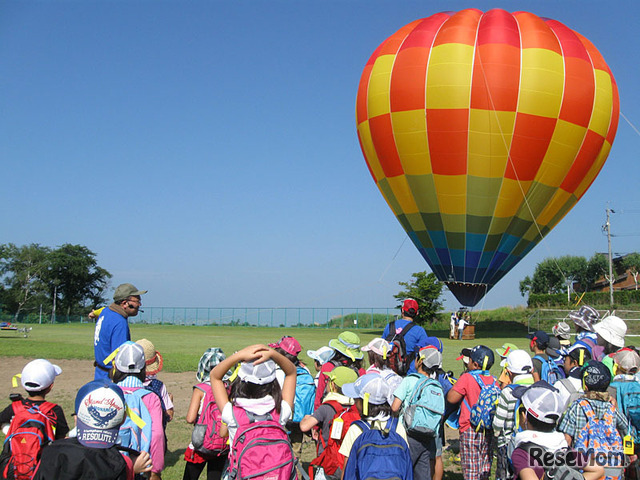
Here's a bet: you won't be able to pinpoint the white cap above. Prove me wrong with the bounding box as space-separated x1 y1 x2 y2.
594 315 627 348
237 360 277 385
362 338 392 357
307 346 336 365
505 350 533 375
21 359 62 392
114 342 146 373
519 383 563 424
342 373 391 405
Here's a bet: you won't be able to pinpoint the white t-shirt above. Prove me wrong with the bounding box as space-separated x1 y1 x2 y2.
221 397 292 442
458 318 468 330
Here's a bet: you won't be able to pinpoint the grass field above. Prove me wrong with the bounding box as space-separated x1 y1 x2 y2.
0 322 533 479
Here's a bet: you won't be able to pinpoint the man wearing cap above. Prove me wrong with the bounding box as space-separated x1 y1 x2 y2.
447 345 497 480
552 321 572 348
554 344 592 409
382 299 428 375
33 380 153 480
569 305 600 353
93 283 147 380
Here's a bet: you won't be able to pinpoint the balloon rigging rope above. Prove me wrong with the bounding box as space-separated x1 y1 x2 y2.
474 45 569 287
621 111 640 138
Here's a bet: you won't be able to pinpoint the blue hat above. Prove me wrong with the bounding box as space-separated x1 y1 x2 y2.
528 330 550 347
75 380 126 448
470 345 494 370
423 336 443 353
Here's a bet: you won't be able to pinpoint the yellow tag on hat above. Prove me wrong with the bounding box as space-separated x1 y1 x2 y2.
103 347 120 366
12 373 21 388
363 392 370 416
383 345 387 360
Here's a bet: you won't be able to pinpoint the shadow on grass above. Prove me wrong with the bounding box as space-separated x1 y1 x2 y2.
165 448 187 469
474 320 528 338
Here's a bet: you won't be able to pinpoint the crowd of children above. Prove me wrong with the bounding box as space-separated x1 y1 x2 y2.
3 303 640 480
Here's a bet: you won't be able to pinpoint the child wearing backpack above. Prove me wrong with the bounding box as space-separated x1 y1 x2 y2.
110 341 165 480
391 346 445 480
528 331 563 384
510 382 603 480
301 366 360 480
446 345 498 480
609 349 640 457
554 344 591 409
382 299 428 375
210 344 297 480
362 338 402 397
136 339 174 424
183 347 232 480
0 359 69 480
339 373 412 480
33 380 153 480
558 361 629 480
315 332 364 409
492 350 534 480
307 346 336 387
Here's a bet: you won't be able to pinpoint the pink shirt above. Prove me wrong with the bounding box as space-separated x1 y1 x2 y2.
451 371 495 432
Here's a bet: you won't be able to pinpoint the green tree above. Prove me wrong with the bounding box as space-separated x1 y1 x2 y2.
585 253 608 290
0 243 51 319
394 271 444 324
522 255 589 296
42 244 112 316
623 253 640 290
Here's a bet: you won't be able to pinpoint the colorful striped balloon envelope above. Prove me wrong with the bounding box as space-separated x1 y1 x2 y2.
356 9 619 306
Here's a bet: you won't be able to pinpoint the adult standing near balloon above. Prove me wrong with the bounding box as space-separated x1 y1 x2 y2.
383 299 428 374
93 283 147 380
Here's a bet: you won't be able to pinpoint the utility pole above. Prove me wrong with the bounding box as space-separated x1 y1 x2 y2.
604 207 615 306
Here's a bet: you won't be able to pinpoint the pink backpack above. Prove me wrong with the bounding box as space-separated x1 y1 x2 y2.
190 383 228 455
226 405 295 480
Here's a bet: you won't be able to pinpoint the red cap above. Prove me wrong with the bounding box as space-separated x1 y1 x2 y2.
269 336 301 356
402 299 419 314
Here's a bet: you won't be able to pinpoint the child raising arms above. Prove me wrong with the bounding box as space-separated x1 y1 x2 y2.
210 344 296 439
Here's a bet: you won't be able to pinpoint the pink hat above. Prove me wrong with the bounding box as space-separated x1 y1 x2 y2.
269 336 302 356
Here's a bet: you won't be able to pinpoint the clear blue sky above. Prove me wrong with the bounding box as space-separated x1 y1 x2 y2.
1 1 639 312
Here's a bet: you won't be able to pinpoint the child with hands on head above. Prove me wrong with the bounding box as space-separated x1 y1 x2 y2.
210 344 297 440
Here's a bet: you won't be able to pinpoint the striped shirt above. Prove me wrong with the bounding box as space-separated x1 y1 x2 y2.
493 374 534 447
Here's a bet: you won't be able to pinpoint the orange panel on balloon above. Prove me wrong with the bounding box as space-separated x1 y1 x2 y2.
426 109 469 175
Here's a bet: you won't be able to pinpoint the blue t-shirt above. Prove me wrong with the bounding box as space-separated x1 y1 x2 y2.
93 306 131 380
382 319 428 374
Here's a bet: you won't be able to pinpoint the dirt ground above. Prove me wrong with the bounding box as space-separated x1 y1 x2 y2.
0 356 462 476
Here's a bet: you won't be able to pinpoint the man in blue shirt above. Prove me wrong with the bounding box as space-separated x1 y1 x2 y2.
93 283 147 380
382 298 428 374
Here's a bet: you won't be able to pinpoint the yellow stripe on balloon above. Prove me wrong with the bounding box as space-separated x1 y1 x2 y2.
535 189 571 227
391 110 432 176
426 43 474 110
518 49 564 118
367 55 395 119
387 175 420 214
433 175 467 216
357 122 385 183
467 109 515 178
588 70 615 138
492 179 530 219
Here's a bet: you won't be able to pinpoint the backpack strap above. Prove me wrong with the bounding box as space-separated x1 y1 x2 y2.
578 399 596 421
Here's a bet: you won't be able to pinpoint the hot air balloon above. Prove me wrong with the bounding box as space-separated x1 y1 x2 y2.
356 9 619 306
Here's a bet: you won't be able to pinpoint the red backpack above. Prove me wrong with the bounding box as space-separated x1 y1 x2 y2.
0 400 57 480
309 400 361 479
190 383 228 456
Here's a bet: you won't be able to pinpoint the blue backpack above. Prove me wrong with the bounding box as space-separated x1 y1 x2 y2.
613 379 640 443
533 355 564 384
463 371 500 431
293 365 316 422
117 387 154 454
343 417 412 480
402 374 445 439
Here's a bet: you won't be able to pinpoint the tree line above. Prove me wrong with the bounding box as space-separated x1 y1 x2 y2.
519 252 640 297
0 243 111 319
